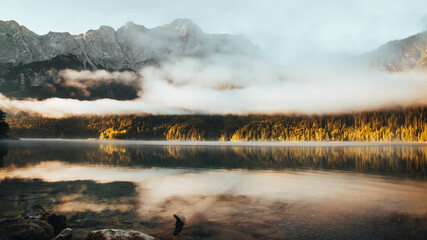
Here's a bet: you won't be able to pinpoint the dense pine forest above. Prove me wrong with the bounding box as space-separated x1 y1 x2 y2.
6 105 427 141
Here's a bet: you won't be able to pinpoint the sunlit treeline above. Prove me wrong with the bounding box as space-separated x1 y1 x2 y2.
7 105 427 141
1 142 426 178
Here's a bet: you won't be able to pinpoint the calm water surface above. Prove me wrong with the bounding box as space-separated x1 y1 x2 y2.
0 139 426 239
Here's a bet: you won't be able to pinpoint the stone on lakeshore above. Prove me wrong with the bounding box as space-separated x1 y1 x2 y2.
85 229 157 240
53 228 72 240
22 205 67 236
23 205 47 219
0 217 54 240
42 213 67 236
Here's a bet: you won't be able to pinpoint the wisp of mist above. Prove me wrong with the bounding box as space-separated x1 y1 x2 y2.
1 54 427 117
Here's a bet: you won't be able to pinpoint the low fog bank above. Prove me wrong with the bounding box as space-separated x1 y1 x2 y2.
1 54 427 117
59 69 141 97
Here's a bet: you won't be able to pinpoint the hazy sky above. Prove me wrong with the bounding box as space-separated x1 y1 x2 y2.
1 0 426 63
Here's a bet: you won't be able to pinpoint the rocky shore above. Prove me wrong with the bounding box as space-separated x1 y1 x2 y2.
0 205 161 240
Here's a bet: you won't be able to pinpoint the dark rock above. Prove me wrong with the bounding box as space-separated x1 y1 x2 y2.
22 205 47 219
85 229 156 240
42 213 67 236
22 205 67 235
0 217 54 240
173 214 186 236
53 228 72 240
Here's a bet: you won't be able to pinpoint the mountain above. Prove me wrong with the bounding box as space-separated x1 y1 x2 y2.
0 19 257 98
370 31 427 71
2 18 427 101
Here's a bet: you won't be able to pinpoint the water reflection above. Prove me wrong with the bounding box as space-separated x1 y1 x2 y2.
1 164 426 239
0 177 144 239
1 140 427 178
0 141 8 167
1 139 427 239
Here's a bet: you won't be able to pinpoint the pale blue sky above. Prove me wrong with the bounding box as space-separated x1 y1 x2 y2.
1 0 426 63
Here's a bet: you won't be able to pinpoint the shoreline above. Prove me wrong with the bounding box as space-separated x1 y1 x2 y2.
2 138 427 147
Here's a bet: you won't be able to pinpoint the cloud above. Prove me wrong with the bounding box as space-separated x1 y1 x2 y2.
59 69 140 96
0 94 184 117
140 58 427 114
1 55 427 117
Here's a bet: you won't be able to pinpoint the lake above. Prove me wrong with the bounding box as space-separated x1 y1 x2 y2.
0 139 426 239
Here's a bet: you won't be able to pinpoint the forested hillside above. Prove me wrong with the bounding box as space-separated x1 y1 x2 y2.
7 106 427 142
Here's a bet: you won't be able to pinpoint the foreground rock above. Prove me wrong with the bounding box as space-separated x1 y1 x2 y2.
43 213 67 236
0 205 69 240
85 229 157 240
173 214 186 236
53 228 72 240
23 205 67 235
23 205 47 219
0 217 54 240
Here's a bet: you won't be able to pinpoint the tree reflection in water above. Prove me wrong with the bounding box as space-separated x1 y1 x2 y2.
1 140 426 178
0 142 8 168
0 140 427 239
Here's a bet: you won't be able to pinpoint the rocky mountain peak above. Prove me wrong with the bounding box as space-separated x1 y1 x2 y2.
0 20 20 31
165 18 203 36
119 21 147 32
0 20 33 38
0 18 258 89
98 25 116 33
371 31 427 71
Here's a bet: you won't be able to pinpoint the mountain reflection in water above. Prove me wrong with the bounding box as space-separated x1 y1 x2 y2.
0 139 426 239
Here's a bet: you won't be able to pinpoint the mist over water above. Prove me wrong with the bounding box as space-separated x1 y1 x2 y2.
59 69 141 96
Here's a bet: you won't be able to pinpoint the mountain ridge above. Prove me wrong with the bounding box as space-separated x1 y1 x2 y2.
0 18 257 93
1 19 427 101
0 18 256 68
369 31 427 71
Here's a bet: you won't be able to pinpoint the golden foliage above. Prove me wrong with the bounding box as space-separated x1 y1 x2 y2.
7 106 427 142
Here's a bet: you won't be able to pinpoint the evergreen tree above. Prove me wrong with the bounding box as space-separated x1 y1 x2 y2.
0 109 10 139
